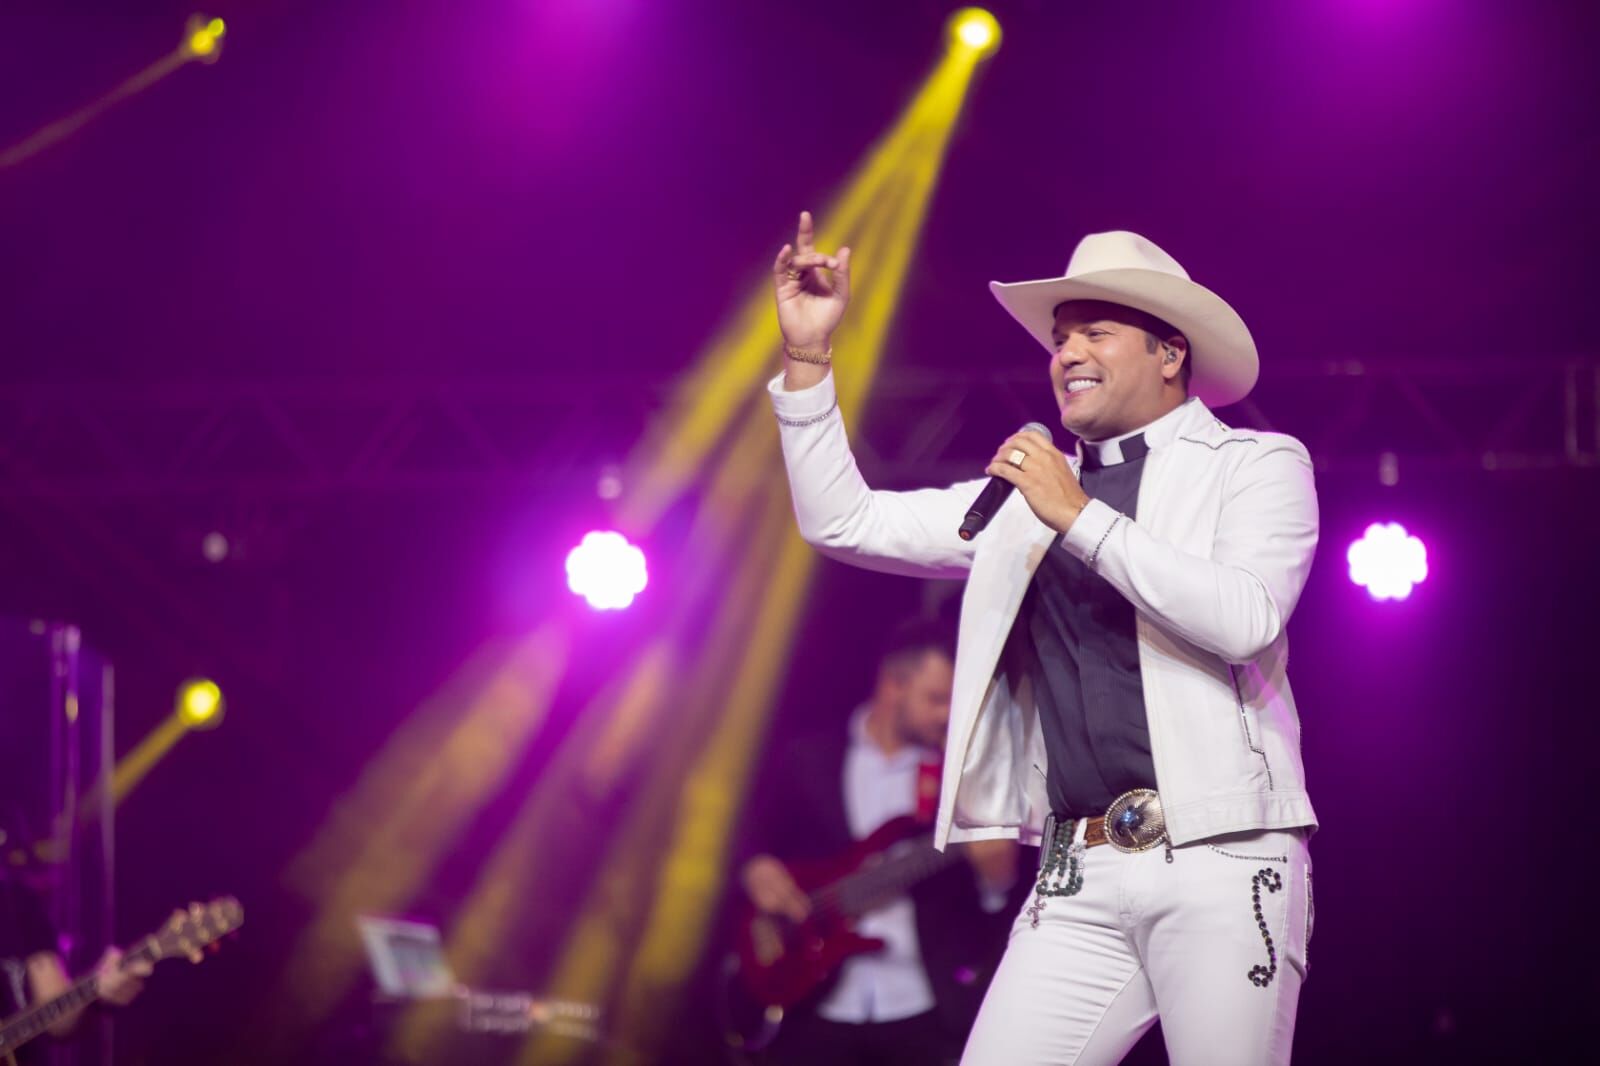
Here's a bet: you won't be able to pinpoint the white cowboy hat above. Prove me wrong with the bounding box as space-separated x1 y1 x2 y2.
989 231 1259 408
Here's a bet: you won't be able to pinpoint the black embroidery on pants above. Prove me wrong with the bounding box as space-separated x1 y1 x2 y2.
1248 868 1283 988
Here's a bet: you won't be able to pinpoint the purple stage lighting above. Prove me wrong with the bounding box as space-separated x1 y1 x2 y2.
1347 522 1428 601
565 530 648 610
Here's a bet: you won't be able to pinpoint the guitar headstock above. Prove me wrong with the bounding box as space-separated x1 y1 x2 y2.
150 896 244 964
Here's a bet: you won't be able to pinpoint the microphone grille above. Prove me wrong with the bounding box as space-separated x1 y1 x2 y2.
1020 421 1054 444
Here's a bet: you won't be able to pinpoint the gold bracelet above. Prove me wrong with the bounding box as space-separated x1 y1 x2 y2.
783 342 833 365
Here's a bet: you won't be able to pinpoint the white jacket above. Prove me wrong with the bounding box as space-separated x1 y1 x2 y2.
769 373 1320 849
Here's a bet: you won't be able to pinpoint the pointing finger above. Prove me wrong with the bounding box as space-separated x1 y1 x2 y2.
796 210 815 254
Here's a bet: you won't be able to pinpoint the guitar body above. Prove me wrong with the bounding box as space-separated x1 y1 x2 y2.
733 816 931 1009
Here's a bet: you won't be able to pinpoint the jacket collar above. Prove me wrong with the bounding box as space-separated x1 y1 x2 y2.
1018 398 1224 559
1076 397 1211 468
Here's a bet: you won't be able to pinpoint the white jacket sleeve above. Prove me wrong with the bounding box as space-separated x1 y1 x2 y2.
769 372 979 579
1060 434 1319 664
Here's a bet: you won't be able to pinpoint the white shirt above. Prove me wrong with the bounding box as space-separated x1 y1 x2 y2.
814 708 938 1024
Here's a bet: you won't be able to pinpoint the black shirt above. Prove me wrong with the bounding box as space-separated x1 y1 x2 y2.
1008 431 1158 818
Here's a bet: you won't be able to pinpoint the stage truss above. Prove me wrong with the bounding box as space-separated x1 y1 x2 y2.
0 358 1594 503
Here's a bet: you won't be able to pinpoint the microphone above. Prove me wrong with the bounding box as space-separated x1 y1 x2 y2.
957 421 1053 541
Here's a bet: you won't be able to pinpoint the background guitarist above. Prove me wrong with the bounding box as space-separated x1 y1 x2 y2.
1 873 150 1060
738 620 1028 1066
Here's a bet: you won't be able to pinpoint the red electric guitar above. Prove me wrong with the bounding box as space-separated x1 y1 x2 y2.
730 816 962 1012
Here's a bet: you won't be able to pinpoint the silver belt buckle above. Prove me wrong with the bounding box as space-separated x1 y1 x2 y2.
1103 788 1167 853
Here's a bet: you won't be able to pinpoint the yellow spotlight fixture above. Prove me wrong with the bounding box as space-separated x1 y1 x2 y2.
948 7 1001 57
184 14 228 62
1 12 228 171
176 677 225 729
79 674 228 816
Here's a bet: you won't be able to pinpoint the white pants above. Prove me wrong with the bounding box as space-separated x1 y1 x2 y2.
961 823 1313 1066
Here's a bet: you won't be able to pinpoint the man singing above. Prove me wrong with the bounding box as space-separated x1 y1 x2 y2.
767 211 1318 1065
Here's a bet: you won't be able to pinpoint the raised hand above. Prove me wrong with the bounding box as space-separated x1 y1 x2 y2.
772 211 852 353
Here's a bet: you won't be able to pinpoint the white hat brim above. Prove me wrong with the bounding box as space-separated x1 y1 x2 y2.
989 268 1259 408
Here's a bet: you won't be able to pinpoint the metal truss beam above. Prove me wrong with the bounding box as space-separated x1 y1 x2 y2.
0 359 1594 502
856 356 1600 487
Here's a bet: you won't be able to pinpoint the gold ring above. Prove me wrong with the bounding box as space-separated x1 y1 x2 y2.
1007 448 1027 469
784 268 802 281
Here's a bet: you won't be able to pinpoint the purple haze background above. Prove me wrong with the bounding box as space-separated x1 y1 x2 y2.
1 1 1595 1062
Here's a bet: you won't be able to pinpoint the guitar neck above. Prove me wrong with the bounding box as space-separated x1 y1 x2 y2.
0 939 155 1053
812 839 964 918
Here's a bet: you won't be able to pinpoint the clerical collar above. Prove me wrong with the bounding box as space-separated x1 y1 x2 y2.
1077 398 1197 469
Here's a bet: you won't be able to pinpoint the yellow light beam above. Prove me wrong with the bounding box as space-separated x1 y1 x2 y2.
477 45 985 947
387 639 674 1061
0 15 226 171
520 482 805 1065
106 714 190 806
395 402 795 1061
522 40 987 1061
587 505 817 1063
78 670 231 819
298 22 992 1063
585 43 987 1058
616 41 987 534
269 623 570 1042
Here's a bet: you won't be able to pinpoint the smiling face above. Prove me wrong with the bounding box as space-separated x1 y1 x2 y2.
1049 300 1189 441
